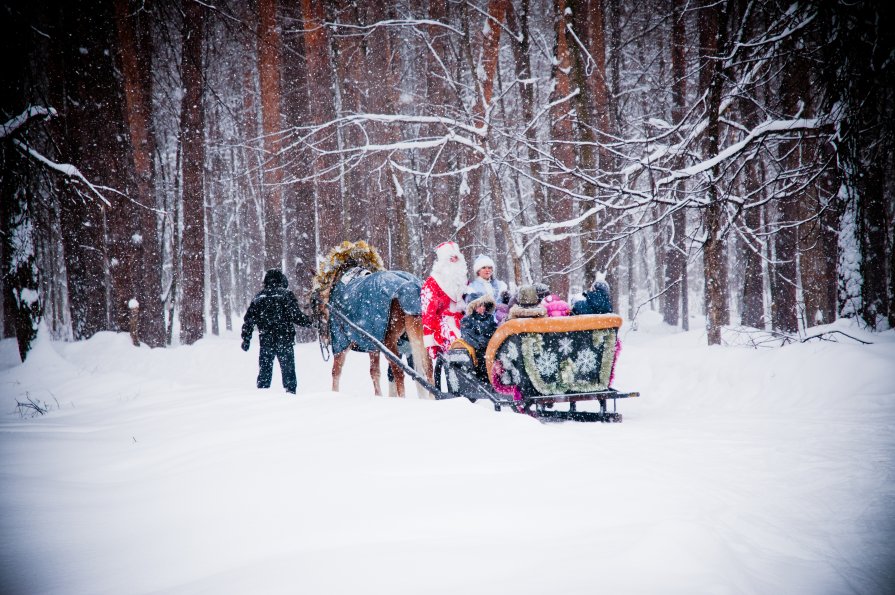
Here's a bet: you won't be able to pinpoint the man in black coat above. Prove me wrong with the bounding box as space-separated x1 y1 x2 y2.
241 269 311 394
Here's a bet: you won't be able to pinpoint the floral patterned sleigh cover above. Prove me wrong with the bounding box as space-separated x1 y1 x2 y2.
485 314 622 398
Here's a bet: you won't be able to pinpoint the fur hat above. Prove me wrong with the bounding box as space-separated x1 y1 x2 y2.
473 254 495 274
263 269 288 289
464 292 495 316
516 285 540 307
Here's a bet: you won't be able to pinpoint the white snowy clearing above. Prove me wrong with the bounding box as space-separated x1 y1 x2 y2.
1 313 893 595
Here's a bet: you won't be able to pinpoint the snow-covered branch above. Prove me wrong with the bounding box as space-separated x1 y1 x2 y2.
655 117 827 187
12 139 112 207
0 106 57 139
2 105 113 207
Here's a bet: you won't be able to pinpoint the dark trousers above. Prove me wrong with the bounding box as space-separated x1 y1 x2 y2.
258 341 297 393
386 354 414 382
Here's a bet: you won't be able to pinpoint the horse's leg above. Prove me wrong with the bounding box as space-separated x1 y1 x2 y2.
404 313 434 399
369 351 382 396
384 300 406 398
331 350 347 392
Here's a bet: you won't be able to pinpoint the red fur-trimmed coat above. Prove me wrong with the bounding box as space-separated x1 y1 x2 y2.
420 276 465 353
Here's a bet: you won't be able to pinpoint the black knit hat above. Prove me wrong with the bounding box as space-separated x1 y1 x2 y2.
263 269 288 289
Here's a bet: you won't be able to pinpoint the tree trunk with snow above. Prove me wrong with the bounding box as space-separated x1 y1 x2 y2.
0 141 41 360
663 0 689 328
698 0 730 345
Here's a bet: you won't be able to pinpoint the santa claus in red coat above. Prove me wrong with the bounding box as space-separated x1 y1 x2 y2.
421 241 468 361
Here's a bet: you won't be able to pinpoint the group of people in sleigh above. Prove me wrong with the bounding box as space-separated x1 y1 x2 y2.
421 241 614 383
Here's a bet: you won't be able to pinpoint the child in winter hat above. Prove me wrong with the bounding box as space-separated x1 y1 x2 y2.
507 285 547 320
543 294 571 317
571 273 613 315
460 292 498 379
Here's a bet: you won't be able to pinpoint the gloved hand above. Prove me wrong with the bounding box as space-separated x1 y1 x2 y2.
427 346 442 361
241 340 250 352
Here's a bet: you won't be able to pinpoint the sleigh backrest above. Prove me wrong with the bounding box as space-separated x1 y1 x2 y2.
485 314 622 396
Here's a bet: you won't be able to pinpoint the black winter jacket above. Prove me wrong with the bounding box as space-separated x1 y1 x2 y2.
571 281 613 315
460 294 498 352
241 273 311 346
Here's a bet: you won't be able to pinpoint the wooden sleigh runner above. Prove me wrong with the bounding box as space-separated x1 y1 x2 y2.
442 314 639 422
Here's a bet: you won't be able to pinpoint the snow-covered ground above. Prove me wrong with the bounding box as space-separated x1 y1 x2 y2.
1 313 893 595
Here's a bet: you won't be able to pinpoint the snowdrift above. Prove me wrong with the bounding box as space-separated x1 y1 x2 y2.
1 315 893 594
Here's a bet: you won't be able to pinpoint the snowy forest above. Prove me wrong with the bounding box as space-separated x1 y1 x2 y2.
1 0 893 358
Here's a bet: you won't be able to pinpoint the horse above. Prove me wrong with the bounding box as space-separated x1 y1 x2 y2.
309 267 434 399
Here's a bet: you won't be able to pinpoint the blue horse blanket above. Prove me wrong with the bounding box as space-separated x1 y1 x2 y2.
328 269 422 354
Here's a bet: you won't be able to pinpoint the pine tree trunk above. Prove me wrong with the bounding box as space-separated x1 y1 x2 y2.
280 1 316 324
454 0 509 262
569 0 612 293
602 0 623 311
741 204 765 328
663 0 688 327
301 0 343 255
545 0 575 298
365 1 405 262
771 39 809 334
737 30 766 329
88 0 136 338
258 0 284 270
238 14 265 296
113 0 164 347
179 0 206 345
799 140 839 327
329 0 366 245
422 0 463 262
698 0 730 345
0 145 41 359
0 168 14 339
506 0 544 281
54 1 127 339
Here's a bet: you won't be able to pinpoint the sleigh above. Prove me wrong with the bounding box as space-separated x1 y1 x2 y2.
325 301 638 422
441 314 639 422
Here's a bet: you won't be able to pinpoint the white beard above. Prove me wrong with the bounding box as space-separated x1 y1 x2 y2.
431 254 468 303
